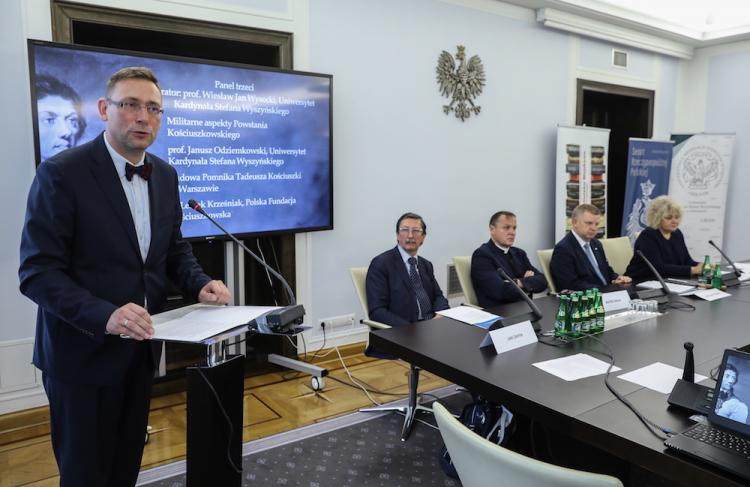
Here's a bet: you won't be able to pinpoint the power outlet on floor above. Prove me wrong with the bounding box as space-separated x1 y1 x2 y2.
318 313 355 329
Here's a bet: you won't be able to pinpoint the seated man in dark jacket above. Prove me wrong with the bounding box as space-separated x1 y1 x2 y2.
471 211 547 308
366 212 449 327
625 195 701 282
551 204 632 291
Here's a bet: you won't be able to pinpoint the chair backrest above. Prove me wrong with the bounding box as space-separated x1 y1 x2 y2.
536 249 557 295
600 236 633 276
433 402 623 487
453 256 478 307
350 267 370 318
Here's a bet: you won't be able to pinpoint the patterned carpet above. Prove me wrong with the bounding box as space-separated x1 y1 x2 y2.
138 385 467 487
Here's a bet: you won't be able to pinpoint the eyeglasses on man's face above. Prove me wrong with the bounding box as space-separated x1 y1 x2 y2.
107 97 164 117
398 227 424 236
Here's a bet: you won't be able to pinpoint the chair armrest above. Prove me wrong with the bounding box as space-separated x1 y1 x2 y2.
362 318 391 330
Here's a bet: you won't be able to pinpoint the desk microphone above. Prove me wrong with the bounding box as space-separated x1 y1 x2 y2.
187 199 305 332
708 239 743 287
480 246 543 332
635 250 670 305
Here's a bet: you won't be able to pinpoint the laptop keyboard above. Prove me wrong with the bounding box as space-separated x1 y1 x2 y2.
684 423 750 458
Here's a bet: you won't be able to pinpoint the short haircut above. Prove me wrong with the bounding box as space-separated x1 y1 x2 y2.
646 195 683 229
396 212 426 235
571 203 600 221
490 211 516 227
36 74 87 137
106 67 160 96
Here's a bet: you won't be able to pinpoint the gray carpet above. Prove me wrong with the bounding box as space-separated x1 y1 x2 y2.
138 386 467 487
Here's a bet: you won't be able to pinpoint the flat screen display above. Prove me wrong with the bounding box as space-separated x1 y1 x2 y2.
28 40 333 239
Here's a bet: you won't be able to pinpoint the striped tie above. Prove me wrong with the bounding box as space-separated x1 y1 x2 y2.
408 257 433 320
584 243 607 286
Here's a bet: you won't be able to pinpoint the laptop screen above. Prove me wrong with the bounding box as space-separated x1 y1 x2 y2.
709 349 750 436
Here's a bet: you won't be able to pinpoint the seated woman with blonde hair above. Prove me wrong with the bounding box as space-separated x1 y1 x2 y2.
625 195 702 282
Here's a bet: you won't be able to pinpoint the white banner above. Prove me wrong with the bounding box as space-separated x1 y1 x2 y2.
555 125 611 241
669 133 735 262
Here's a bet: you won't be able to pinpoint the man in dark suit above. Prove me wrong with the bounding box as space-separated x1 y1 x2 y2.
19 67 230 486
471 211 547 308
366 212 449 326
550 203 632 292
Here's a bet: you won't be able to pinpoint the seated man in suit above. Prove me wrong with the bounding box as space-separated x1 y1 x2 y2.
366 212 449 326
550 204 632 292
471 211 547 307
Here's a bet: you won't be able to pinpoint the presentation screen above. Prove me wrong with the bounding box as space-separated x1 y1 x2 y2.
28 40 333 239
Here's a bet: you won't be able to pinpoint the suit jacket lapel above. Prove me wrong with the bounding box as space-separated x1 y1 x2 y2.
145 154 163 265
88 135 140 258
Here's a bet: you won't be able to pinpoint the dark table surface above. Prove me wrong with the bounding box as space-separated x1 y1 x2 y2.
370 282 750 487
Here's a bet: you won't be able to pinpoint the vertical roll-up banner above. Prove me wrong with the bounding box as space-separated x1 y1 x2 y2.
555 125 611 241
620 139 674 245
669 133 735 261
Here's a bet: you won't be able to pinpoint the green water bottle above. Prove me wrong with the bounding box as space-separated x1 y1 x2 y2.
570 296 581 338
711 264 724 289
554 296 568 338
700 255 712 284
595 291 605 333
580 296 591 334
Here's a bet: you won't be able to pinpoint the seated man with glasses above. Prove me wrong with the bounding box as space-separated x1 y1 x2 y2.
366 212 449 326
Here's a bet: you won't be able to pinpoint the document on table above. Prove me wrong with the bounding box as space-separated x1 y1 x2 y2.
692 288 731 301
532 353 620 381
152 305 280 342
437 306 502 329
617 362 708 394
727 262 750 281
637 280 695 294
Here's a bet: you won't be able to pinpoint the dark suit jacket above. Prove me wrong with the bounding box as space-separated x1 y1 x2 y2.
625 227 697 282
366 246 449 327
550 232 617 292
19 133 210 386
471 240 547 308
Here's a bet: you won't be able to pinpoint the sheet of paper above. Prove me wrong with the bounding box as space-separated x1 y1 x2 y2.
617 362 708 394
437 306 502 329
693 288 731 301
152 305 280 342
637 280 695 294
532 353 621 381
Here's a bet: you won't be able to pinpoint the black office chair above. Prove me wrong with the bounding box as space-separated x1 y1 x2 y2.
350 266 433 441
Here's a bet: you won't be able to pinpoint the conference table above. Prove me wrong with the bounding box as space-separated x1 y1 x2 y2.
369 283 750 487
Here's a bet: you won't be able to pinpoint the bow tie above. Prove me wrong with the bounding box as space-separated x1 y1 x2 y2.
125 162 152 181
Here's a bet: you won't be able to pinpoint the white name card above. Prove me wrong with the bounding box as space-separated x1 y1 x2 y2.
479 320 538 354
602 290 631 313
693 288 731 301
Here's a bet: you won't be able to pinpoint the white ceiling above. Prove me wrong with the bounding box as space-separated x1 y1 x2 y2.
504 0 750 45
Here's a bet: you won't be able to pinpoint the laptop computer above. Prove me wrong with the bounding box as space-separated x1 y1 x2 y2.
665 349 750 480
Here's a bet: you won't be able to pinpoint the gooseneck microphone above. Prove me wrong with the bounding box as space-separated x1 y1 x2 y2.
480 245 543 332
188 199 304 332
636 249 671 298
708 239 743 287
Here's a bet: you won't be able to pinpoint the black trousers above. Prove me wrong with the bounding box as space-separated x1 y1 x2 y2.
43 342 154 487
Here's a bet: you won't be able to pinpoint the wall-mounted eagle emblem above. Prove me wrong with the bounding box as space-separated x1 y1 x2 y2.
436 45 485 122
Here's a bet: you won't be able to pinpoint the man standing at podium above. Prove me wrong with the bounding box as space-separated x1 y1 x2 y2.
471 211 547 307
19 67 230 486
366 212 449 326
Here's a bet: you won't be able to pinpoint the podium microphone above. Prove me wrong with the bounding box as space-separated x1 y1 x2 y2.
708 239 743 287
635 249 670 305
187 199 304 332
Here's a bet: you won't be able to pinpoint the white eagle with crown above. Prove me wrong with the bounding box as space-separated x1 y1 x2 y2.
436 45 485 122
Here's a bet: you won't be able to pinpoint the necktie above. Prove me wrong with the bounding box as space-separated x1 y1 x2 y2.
408 257 433 320
584 243 607 286
125 161 152 181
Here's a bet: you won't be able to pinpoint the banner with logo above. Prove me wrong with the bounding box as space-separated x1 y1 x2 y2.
620 138 673 245
555 125 611 241
669 133 735 261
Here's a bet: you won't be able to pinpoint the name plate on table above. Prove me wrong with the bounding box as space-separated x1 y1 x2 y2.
602 290 631 313
479 320 538 354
